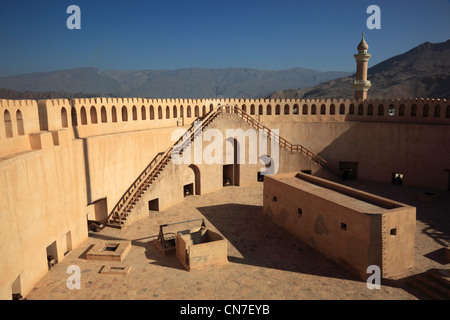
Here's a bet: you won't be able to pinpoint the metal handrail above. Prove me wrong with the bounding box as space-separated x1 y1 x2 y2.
107 106 222 226
108 104 335 227
228 105 329 167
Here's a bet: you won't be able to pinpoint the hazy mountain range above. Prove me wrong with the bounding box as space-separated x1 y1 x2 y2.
0 67 350 100
266 39 450 100
1 39 448 101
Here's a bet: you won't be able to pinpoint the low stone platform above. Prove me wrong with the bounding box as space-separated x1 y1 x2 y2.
86 241 131 262
99 265 133 275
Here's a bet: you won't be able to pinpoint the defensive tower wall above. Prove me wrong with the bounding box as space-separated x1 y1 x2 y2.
0 96 449 299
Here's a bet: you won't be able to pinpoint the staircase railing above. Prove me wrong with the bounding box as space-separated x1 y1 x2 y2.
106 106 222 227
224 105 331 169
106 104 336 227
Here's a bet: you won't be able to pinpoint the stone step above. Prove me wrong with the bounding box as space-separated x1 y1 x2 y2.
107 221 123 229
407 269 450 300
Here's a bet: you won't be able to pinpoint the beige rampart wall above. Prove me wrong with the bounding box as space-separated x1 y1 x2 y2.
33 98 450 140
0 96 447 299
0 129 87 299
84 126 178 219
261 120 450 190
127 112 329 225
0 99 40 158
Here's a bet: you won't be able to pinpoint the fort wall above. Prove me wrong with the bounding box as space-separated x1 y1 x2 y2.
0 129 87 299
263 172 416 280
0 96 448 299
261 120 450 190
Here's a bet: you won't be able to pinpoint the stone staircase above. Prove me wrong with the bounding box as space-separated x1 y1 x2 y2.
106 104 337 229
407 269 450 300
106 107 222 228
227 105 340 176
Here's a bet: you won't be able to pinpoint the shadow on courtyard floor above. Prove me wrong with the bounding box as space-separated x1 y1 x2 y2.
197 203 361 282
197 203 449 299
87 232 186 270
339 180 450 247
86 200 447 299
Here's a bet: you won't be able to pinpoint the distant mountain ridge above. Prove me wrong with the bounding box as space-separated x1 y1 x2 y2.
0 87 108 100
0 67 350 100
266 39 450 100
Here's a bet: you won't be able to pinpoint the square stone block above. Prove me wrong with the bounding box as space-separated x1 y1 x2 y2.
86 240 131 262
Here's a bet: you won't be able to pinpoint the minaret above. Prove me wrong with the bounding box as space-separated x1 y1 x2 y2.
352 33 371 101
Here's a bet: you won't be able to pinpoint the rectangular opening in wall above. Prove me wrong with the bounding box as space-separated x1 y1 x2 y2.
341 223 347 231
184 183 194 197
301 170 312 175
392 173 403 185
11 275 22 300
272 196 277 202
223 165 233 186
257 172 264 182
63 231 73 256
390 228 397 236
298 208 303 217
46 241 58 270
149 199 159 212
339 162 358 180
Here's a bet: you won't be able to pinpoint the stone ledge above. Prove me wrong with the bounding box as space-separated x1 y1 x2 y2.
86 241 131 262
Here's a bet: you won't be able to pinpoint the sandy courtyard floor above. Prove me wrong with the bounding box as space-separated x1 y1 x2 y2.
26 181 449 300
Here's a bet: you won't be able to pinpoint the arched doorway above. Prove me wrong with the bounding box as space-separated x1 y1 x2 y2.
189 165 201 195
184 165 201 197
223 138 240 186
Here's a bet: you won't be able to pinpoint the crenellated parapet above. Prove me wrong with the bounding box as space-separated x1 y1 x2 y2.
0 99 40 158
0 97 449 158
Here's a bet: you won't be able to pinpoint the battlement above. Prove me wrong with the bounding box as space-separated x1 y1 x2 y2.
0 97 449 159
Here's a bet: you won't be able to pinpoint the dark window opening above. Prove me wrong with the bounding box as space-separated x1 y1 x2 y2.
303 105 308 115
390 228 397 236
223 164 234 186
423 105 429 117
257 172 264 182
341 223 347 231
184 183 194 197
392 173 403 185
148 199 159 212
340 162 358 180
388 105 395 116
298 208 303 217
272 196 277 202
411 104 417 117
46 241 58 270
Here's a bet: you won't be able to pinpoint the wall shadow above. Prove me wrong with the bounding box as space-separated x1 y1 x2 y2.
87 231 185 270
197 203 448 298
197 203 360 282
338 179 450 249
316 122 450 248
73 126 92 205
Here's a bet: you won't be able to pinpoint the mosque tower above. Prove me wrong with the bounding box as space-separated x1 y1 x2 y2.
352 33 372 100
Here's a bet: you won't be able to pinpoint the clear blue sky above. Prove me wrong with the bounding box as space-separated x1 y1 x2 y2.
0 0 449 76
